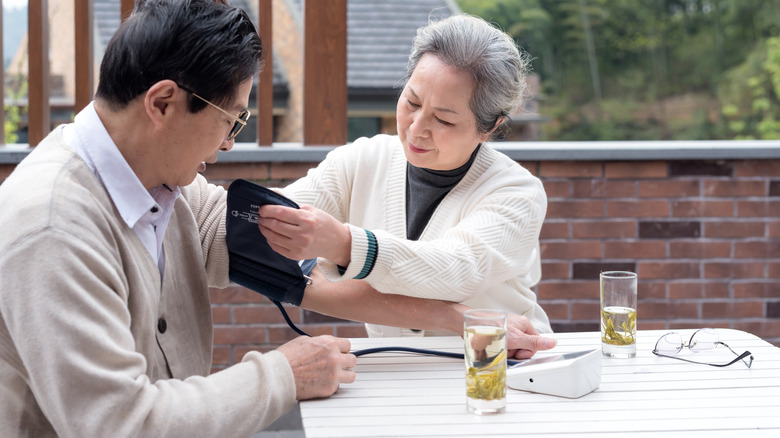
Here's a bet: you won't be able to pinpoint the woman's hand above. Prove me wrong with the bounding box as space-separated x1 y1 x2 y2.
258 204 352 266
506 314 557 359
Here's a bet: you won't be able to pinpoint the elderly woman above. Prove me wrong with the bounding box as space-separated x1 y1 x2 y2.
259 14 553 358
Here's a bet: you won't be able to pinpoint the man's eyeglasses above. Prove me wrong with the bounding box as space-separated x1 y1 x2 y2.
653 328 753 368
178 84 249 141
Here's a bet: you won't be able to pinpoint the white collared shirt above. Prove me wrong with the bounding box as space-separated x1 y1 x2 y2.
62 102 180 277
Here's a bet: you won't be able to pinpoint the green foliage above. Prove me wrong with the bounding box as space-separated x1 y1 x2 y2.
457 0 780 141
4 75 27 144
719 36 780 139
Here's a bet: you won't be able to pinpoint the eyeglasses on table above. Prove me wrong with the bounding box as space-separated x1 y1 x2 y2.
652 328 753 368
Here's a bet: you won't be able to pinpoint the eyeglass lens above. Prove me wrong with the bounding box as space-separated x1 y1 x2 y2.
227 110 250 141
653 328 753 368
655 329 720 354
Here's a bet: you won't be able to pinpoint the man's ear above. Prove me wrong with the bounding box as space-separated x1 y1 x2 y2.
143 80 180 129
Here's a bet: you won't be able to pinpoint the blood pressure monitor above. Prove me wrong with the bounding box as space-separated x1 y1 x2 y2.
507 349 602 398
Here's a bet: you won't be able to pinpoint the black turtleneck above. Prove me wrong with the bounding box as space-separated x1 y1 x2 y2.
405 145 481 241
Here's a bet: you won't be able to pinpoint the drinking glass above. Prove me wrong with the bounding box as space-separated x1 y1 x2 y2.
600 271 637 358
464 309 507 415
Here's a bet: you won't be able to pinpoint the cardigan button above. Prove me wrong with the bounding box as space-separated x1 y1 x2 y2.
157 318 167 334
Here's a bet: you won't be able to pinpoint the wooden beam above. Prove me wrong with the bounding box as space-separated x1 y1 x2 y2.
75 0 94 113
256 0 273 146
121 0 134 21
0 4 4 144
303 0 347 146
28 0 50 146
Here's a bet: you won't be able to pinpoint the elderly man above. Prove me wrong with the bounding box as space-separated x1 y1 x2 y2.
0 1 354 436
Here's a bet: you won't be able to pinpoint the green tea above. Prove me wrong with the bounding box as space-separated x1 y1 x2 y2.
464 326 506 402
601 305 636 346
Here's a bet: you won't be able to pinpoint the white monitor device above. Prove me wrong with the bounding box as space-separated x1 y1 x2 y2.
507 349 602 398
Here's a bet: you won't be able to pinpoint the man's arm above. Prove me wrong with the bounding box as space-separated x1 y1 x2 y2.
300 267 556 358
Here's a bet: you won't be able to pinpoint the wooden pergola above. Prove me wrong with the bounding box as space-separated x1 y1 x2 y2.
10 0 347 147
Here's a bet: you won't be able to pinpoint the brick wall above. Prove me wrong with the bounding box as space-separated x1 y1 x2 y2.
534 159 780 348
2 155 778 373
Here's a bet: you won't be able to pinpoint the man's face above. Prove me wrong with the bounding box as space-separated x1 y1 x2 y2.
164 79 252 187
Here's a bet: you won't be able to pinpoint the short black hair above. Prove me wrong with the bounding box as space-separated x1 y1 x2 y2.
95 0 263 112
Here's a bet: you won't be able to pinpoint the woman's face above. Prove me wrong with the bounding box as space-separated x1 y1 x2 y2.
396 53 491 171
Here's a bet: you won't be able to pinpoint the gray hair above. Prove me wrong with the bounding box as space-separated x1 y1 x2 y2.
404 14 529 138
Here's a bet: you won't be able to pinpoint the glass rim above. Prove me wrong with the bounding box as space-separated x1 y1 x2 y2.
600 271 637 279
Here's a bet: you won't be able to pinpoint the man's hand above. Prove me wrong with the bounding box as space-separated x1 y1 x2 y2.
258 205 352 267
506 314 557 359
277 335 356 400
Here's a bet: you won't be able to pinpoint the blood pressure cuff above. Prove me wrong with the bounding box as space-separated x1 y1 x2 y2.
225 178 315 306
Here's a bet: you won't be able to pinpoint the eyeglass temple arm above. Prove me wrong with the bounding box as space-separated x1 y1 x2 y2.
652 349 753 368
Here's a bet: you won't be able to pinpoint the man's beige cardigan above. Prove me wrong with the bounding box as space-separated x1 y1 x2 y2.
0 127 295 437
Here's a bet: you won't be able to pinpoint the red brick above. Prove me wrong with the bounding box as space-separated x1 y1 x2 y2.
540 221 569 239
607 200 669 218
702 301 765 319
300 325 338 337
0 164 15 181
733 281 780 298
604 241 666 259
210 286 268 304
639 180 699 198
771 222 780 238
212 346 231 365
669 281 730 299
703 180 766 197
537 281 598 300
734 160 780 177
541 241 601 259
572 180 635 198
542 180 571 197
641 301 700 319
638 261 700 279
547 200 605 218
203 162 270 180
737 200 780 217
734 241 780 258
572 220 636 239
537 302 569 319
704 221 766 238
539 161 603 178
541 262 571 279
234 305 301 324
268 327 301 344
336 324 368 338
733 320 780 338
213 326 268 345
211 306 232 324
638 281 667 299
640 321 669 330
769 263 780 278
669 241 731 258
269 161 318 180
671 200 734 217
605 161 667 179
570 301 600 320
704 262 766 279
519 161 540 176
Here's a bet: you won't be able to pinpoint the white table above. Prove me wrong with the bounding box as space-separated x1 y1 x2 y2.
299 329 780 437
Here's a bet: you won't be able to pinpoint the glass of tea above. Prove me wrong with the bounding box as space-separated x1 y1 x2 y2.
464 309 507 415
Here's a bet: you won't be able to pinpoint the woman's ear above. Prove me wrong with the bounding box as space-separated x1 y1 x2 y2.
479 115 507 143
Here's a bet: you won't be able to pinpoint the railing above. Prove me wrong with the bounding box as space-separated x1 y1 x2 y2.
2 0 348 147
